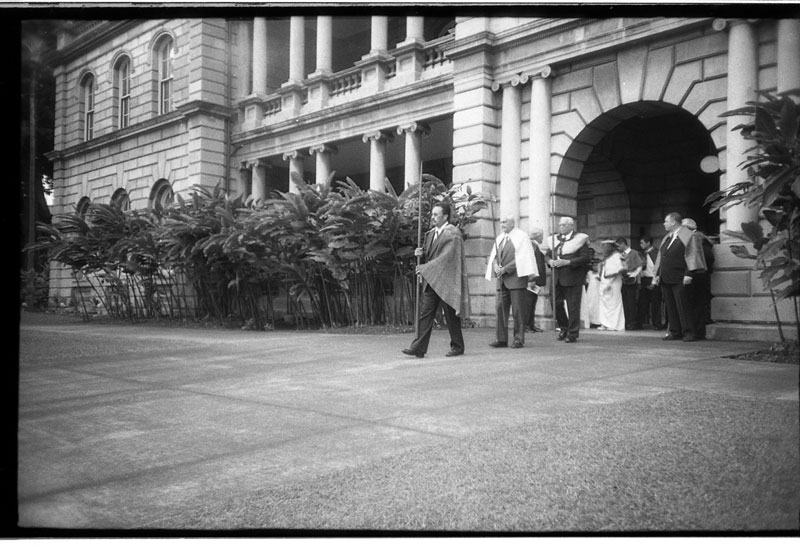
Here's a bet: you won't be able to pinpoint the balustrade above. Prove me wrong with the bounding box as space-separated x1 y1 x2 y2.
329 68 363 98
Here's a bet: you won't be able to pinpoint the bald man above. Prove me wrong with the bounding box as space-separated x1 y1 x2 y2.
543 217 592 343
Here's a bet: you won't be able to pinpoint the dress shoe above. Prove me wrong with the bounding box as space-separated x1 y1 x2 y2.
662 334 681 341
401 348 425 358
445 350 464 357
564 336 577 343
489 340 508 348
682 336 698 342
557 331 568 341
528 326 543 333
511 341 523 348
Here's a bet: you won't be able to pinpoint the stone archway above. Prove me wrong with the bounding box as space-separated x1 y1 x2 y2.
555 101 720 248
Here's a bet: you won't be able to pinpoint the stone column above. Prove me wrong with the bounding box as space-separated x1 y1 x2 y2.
394 16 426 85
316 16 333 73
283 150 307 194
363 130 393 192
724 19 759 237
397 122 430 188
252 18 268 95
406 16 424 42
370 16 388 53
528 67 553 242
309 144 337 186
238 161 252 200
251 159 269 202
306 16 333 110
492 75 527 221
777 19 800 93
289 16 305 84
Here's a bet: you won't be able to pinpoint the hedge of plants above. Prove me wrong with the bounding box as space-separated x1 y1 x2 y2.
32 173 487 330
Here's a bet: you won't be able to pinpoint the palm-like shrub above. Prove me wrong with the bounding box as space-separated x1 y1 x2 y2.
706 89 800 342
33 173 487 329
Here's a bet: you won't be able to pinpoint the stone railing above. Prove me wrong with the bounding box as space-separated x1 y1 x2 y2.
329 67 363 98
263 95 282 118
422 35 453 72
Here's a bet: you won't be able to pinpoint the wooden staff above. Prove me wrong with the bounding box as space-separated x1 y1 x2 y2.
489 194 501 266
550 198 557 323
414 165 424 339
489 194 507 331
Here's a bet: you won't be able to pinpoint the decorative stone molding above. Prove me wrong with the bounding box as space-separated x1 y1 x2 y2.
396 121 431 136
308 144 338 156
362 130 394 144
527 65 553 80
282 149 308 162
244 158 270 170
490 73 530 92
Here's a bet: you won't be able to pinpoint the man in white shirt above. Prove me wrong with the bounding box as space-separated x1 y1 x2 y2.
637 236 663 329
615 237 643 330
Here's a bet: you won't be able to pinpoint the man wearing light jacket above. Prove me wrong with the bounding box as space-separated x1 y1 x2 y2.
486 216 538 349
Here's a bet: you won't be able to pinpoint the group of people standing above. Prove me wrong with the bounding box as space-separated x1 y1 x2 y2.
402 203 714 359
585 213 714 341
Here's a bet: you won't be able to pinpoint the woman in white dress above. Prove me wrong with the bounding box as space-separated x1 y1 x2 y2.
582 257 601 328
598 241 625 331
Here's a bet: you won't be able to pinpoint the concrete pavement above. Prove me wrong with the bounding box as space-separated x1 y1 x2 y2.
16 312 799 531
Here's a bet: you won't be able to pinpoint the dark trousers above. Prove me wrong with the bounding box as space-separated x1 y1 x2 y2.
621 283 639 329
650 284 664 328
496 284 526 344
409 285 464 355
661 282 696 339
637 277 653 327
689 273 711 339
555 282 583 337
525 290 539 329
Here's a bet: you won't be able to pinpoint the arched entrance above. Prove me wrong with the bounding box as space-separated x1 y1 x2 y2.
557 101 720 248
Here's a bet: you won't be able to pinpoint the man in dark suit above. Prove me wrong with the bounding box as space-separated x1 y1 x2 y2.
616 237 644 330
637 236 663 329
654 212 708 342
486 216 538 348
525 227 547 333
402 202 470 358
544 216 592 343
682 218 715 339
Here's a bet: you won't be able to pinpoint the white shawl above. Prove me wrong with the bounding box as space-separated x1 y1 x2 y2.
485 227 539 281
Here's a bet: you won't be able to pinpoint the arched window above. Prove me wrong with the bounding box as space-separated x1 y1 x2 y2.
156 37 174 114
80 73 95 141
149 179 174 210
114 56 131 129
76 196 91 218
110 188 130 211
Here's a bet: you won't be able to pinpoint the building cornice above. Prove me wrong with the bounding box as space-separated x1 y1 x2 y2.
48 100 233 161
49 21 142 66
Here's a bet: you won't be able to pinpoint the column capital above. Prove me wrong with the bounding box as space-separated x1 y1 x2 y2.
362 130 395 144
283 150 308 161
309 144 338 156
526 65 554 80
245 158 270 170
491 73 530 92
714 18 758 32
396 122 431 136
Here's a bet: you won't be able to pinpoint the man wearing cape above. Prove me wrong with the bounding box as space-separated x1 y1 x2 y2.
654 212 708 342
485 216 538 348
402 202 470 358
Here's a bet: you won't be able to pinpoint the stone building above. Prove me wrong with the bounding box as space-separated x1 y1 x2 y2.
45 14 800 340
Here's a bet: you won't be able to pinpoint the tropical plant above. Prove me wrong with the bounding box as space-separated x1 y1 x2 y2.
30 173 488 330
705 89 800 342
